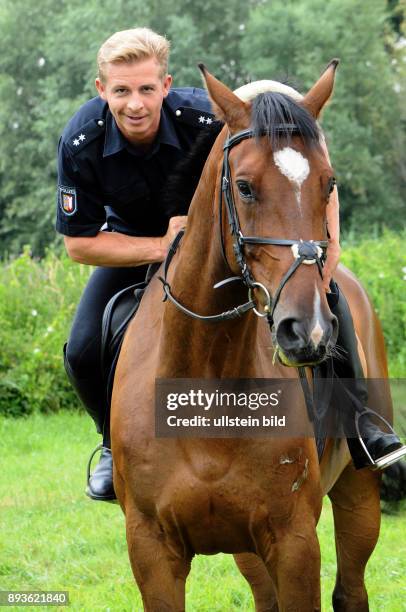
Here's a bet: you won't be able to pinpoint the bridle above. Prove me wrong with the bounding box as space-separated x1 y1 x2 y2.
159 125 328 324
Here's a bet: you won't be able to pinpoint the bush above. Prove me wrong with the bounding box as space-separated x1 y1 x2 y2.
0 247 92 416
0 231 404 417
341 229 406 377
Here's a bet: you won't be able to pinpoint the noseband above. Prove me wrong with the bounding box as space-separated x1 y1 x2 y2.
159 126 328 324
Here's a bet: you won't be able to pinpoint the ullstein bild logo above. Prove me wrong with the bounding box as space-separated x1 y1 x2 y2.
165 413 286 428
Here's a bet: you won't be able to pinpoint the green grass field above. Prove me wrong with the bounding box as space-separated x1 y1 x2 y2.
0 412 405 611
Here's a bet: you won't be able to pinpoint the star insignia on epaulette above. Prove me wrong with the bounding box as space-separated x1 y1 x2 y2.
199 115 214 125
72 133 86 146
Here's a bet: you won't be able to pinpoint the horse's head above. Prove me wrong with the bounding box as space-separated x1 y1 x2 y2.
200 61 339 366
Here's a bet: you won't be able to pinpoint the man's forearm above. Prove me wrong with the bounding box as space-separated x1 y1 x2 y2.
64 231 166 267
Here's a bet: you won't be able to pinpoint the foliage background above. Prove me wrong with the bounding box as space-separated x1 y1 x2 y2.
0 1 404 410
0 231 404 417
0 0 404 256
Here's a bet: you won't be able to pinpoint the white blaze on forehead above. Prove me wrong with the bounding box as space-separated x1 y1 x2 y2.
273 147 310 212
273 147 310 185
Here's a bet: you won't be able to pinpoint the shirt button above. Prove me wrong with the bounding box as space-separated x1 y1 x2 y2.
175 110 182 117
97 120 104 127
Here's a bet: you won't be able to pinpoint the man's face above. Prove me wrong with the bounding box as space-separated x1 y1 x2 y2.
95 57 172 145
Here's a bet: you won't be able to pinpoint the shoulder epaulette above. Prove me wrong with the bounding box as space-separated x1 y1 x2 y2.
166 89 215 129
173 106 215 129
65 117 106 155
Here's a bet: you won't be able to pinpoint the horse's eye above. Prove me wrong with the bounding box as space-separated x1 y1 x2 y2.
236 180 255 201
328 177 337 195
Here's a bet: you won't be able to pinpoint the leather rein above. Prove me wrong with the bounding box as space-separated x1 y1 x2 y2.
159 126 328 325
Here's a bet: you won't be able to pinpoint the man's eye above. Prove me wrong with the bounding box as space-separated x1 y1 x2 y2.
236 180 255 201
114 88 127 94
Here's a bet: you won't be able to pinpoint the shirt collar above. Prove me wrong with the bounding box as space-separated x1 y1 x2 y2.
103 104 181 158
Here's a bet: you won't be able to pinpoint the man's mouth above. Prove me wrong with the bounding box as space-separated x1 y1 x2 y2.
126 115 146 124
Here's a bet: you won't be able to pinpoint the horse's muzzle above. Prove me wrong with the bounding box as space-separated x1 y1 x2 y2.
275 315 338 367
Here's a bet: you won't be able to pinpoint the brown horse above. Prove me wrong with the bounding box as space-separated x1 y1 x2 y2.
111 61 389 611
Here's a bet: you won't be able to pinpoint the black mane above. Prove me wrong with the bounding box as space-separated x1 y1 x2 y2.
163 120 223 218
164 91 320 218
252 91 320 149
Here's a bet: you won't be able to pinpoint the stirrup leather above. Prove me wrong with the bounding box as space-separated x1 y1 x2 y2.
355 409 406 470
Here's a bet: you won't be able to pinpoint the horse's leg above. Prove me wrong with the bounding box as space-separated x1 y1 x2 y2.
328 463 381 612
125 504 192 612
234 553 278 612
259 520 321 611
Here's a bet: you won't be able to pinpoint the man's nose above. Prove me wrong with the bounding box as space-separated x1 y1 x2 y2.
127 95 143 113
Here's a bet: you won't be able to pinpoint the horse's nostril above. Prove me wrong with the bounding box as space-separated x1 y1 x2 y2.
276 318 305 351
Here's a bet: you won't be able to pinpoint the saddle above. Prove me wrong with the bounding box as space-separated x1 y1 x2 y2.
101 263 160 406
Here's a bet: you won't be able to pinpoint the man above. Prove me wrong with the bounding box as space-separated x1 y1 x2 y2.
57 27 405 502
57 28 216 501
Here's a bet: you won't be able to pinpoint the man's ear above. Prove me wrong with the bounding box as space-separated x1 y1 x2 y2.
95 78 106 100
162 74 172 98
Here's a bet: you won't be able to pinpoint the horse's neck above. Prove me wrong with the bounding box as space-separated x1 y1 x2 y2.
158 161 260 377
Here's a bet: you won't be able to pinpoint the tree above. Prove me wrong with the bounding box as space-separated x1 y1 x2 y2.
0 0 403 256
240 0 405 231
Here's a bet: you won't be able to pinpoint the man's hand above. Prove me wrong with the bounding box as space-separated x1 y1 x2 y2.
159 215 188 255
64 215 188 268
322 239 341 292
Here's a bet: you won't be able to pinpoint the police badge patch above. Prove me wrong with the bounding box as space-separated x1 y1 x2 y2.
59 186 77 216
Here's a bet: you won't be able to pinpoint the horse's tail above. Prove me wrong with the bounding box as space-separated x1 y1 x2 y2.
380 462 406 501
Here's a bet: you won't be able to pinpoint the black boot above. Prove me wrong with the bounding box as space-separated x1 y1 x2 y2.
63 344 116 501
328 284 406 470
85 444 116 502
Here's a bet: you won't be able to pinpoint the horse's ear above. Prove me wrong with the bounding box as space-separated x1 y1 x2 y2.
198 64 250 132
301 59 339 118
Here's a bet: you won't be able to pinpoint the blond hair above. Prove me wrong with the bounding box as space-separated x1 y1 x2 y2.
97 27 170 82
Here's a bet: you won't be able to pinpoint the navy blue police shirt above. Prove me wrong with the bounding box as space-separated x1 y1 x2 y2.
56 88 214 238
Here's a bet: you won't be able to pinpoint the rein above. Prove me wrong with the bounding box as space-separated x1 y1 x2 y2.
159 229 256 322
159 125 328 324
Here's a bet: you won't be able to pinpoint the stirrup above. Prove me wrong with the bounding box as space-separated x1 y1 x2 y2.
355 409 406 470
86 443 104 486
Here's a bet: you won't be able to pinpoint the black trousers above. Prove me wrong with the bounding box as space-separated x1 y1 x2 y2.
64 265 148 433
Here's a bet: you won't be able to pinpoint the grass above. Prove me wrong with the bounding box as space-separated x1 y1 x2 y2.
0 412 405 611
